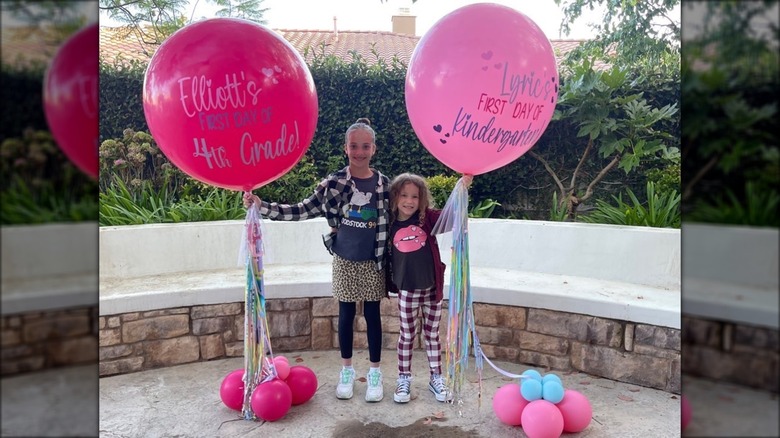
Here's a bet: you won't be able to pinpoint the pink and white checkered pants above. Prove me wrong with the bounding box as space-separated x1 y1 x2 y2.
397 288 442 376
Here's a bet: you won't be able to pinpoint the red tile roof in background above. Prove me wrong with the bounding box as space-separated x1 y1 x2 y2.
2 24 588 69
96 26 586 67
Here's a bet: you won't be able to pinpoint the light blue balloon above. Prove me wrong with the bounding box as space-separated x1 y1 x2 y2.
520 378 543 401
542 373 562 386
542 380 565 404
521 369 543 382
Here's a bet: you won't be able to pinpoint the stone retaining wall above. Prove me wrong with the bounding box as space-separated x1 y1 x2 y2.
1 306 99 375
682 316 779 392
98 298 680 393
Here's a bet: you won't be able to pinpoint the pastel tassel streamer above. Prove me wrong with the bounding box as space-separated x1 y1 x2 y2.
433 177 530 413
240 202 277 421
432 176 482 412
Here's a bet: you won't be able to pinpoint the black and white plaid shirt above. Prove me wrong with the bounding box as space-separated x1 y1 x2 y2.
259 166 390 271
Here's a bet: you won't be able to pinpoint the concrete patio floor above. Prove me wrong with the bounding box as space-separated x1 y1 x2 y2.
2 352 777 437
98 350 681 438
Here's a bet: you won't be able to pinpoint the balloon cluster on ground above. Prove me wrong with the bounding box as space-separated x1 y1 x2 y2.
219 356 318 422
493 370 592 438
681 394 692 431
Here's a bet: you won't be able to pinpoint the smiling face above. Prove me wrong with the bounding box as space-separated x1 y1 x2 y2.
344 129 375 173
395 182 420 221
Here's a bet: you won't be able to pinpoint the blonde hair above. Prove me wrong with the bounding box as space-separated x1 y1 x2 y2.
389 173 433 226
344 117 376 144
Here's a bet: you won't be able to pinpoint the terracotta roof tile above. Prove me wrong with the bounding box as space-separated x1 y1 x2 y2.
97 26 588 68
2 24 592 70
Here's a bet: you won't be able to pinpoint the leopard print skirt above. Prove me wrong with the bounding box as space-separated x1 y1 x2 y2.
332 254 385 302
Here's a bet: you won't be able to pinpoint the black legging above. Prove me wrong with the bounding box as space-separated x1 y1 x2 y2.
338 300 382 363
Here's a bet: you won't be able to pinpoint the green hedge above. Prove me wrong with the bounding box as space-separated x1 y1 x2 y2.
98 53 681 218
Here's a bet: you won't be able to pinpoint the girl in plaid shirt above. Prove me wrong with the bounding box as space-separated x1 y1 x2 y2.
386 173 471 403
244 118 390 402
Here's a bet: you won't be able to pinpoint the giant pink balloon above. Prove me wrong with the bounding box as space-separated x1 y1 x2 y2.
143 18 318 191
43 23 98 178
405 4 558 175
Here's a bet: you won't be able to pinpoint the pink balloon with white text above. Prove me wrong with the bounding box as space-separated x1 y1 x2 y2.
143 18 318 191
43 23 99 178
405 3 558 175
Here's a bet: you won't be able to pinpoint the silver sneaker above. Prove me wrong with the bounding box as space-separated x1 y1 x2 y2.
429 374 451 402
393 375 412 403
365 369 384 402
336 368 355 399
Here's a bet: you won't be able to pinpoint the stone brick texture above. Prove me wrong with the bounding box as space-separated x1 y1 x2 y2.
89 298 692 394
2 306 98 375
682 316 778 392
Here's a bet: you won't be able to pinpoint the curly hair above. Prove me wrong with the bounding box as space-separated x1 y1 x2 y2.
389 172 433 226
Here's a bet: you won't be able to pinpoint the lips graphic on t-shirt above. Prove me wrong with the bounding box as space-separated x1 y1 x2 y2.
393 225 427 253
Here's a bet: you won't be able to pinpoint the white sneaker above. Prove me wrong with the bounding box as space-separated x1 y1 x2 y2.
429 374 451 402
393 375 412 403
336 368 355 399
365 369 384 402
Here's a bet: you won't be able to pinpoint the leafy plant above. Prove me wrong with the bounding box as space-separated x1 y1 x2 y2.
533 60 679 221
99 178 246 226
1 129 97 224
686 182 779 228
426 174 459 209
469 199 501 219
581 182 680 228
548 191 568 222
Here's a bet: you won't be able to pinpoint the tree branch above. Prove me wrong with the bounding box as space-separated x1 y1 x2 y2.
683 155 719 201
581 154 621 202
528 150 565 199
569 137 593 192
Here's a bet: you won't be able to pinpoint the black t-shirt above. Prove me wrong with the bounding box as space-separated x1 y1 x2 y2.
331 173 378 261
389 211 435 291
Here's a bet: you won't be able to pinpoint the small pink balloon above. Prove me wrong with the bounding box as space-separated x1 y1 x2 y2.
219 369 245 411
492 383 529 426
273 356 291 380
520 400 564 438
286 365 318 405
681 395 692 431
556 389 593 433
251 378 292 422
275 355 289 363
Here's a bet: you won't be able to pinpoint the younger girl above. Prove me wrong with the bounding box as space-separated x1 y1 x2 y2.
386 173 471 403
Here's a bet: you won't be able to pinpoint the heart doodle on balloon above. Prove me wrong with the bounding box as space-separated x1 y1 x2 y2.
262 68 274 77
439 139 447 144
481 50 493 60
494 63 502 69
433 124 442 133
481 66 488 71
274 65 282 72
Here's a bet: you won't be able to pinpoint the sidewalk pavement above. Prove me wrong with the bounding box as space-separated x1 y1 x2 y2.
99 350 680 438
3 351 776 437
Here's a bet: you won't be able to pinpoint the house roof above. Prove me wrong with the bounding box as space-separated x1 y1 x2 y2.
96 26 587 67
1 24 589 69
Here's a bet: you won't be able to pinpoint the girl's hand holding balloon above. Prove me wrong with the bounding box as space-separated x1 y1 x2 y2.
243 192 261 209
